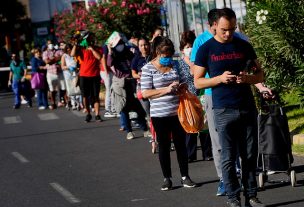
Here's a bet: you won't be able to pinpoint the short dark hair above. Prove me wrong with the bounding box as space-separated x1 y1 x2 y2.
137 36 149 45
217 7 236 22
179 30 196 51
208 8 219 26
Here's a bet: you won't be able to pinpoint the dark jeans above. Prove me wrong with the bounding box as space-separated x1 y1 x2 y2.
186 132 212 160
151 115 188 178
37 89 48 107
214 108 258 201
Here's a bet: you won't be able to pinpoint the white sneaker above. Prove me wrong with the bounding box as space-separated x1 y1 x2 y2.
104 111 116 118
126 132 135 140
38 106 46 110
267 170 276 175
21 100 27 105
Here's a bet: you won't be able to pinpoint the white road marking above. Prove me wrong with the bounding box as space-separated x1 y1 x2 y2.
38 113 59 120
71 110 86 117
131 198 147 202
50 182 81 204
4 116 22 124
11 152 29 163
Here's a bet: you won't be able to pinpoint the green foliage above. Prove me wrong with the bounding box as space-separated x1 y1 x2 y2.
245 0 304 93
53 0 163 45
292 144 304 155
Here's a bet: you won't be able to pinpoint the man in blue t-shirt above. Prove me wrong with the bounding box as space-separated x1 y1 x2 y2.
194 8 266 207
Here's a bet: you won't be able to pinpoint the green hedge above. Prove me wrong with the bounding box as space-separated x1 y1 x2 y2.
245 0 304 94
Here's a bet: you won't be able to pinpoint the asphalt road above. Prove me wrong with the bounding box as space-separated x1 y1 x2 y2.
1 94 304 207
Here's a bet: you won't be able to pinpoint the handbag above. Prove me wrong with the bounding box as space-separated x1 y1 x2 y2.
31 72 45 89
178 88 204 133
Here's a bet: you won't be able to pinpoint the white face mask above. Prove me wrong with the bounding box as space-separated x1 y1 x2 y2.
115 44 125 52
48 44 54 50
183 47 192 57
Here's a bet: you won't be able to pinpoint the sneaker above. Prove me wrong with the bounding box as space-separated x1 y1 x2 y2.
161 178 172 191
181 176 197 188
57 102 64 107
216 179 226 196
21 100 27 104
85 114 92 123
267 170 275 175
143 130 152 138
126 132 135 140
104 111 116 118
95 115 103 122
38 106 46 110
227 200 241 207
13 104 20 109
245 197 266 207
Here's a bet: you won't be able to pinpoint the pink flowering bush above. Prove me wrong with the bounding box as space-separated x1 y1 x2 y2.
53 0 163 45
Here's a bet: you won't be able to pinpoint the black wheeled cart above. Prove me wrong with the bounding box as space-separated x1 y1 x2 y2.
257 92 296 189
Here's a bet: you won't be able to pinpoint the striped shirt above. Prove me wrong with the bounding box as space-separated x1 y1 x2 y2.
141 62 180 117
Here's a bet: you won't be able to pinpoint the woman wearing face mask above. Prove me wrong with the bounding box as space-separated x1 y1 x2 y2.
179 31 213 163
107 38 149 140
140 36 197 191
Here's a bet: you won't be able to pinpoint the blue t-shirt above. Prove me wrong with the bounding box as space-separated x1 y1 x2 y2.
191 30 214 96
194 37 257 109
131 54 150 73
191 31 248 96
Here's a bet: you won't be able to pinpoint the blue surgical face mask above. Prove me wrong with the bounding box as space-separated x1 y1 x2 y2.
159 57 173 66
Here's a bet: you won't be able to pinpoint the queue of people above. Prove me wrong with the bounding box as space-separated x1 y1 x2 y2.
7 7 275 207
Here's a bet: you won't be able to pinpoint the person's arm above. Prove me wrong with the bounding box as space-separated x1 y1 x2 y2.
193 64 237 89
88 46 101 60
22 62 28 80
8 71 13 86
141 63 179 99
142 81 179 99
132 70 141 79
101 54 110 73
61 55 68 70
236 59 264 84
70 44 77 57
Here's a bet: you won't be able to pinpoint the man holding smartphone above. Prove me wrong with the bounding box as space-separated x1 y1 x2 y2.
193 8 266 207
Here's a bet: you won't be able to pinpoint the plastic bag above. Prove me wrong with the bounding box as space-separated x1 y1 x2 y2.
178 88 204 133
31 72 45 89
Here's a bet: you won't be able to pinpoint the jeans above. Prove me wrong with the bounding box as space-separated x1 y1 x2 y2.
214 108 258 201
12 80 32 106
100 71 113 112
37 89 48 107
